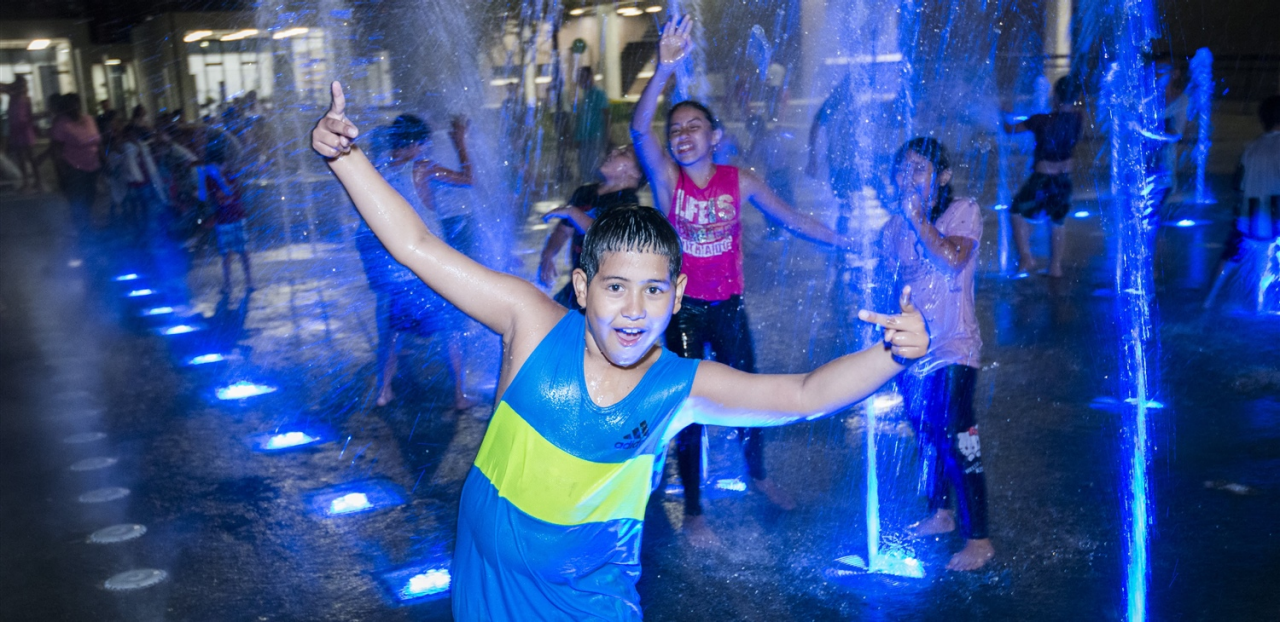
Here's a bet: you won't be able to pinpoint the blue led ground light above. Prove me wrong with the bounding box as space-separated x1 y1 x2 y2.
186 353 226 366
380 562 452 604
305 480 405 518
215 381 278 400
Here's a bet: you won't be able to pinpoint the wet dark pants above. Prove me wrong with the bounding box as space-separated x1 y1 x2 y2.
62 167 99 230
665 295 764 516
901 364 989 539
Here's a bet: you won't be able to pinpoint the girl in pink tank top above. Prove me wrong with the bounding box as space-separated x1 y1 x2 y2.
670 164 743 301
630 16 857 538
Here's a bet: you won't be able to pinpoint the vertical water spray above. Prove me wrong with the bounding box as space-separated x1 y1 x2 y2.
667 0 710 103
1100 0 1163 617
1189 48 1214 205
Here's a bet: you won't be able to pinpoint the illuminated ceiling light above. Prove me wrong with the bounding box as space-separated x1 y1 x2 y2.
183 30 213 43
618 8 644 17
104 59 122 66
272 27 310 40
645 5 663 12
533 76 552 84
200 41 210 48
569 8 586 16
220 29 259 41
27 39 51 51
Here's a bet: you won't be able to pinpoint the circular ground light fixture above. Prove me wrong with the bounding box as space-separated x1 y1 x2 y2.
71 457 118 472
89 524 147 544
104 569 167 591
63 432 107 444
79 487 130 503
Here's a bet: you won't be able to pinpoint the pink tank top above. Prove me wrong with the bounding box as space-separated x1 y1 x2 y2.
668 165 743 301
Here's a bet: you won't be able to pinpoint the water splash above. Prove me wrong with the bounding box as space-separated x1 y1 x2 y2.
1188 48 1214 204
1100 0 1164 616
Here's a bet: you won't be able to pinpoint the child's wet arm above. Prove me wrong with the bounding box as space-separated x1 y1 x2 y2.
686 348 903 427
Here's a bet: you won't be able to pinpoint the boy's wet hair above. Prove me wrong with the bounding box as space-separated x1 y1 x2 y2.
387 114 431 151
665 100 721 135
893 137 954 224
579 205 682 282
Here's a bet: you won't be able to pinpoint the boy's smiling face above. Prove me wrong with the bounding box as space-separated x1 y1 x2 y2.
573 250 685 368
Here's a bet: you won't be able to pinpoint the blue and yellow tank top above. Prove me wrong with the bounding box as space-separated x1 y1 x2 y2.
452 311 698 621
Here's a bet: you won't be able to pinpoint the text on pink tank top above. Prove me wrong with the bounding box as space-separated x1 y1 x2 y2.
668 165 743 301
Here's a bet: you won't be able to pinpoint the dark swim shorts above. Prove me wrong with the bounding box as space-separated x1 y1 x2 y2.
1010 172 1073 225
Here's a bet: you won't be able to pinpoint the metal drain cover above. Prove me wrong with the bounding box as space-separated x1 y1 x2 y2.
104 569 167 591
78 487 130 503
88 524 147 544
63 432 107 444
70 457 118 471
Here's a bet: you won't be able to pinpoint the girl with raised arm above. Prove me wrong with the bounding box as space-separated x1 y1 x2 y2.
630 16 854 542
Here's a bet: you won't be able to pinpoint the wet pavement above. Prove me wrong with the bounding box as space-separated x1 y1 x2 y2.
1 174 1277 621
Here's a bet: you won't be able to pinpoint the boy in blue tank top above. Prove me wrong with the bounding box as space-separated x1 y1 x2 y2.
313 81 928 621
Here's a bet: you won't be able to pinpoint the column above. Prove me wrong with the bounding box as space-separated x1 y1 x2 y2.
1044 0 1072 81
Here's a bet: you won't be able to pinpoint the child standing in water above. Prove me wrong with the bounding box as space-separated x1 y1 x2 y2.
313 79 927 621
355 114 473 409
1005 75 1083 278
197 136 253 295
539 145 645 308
881 138 994 571
631 16 853 543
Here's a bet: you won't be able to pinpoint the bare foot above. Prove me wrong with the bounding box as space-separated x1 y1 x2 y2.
907 509 956 537
683 515 721 549
376 382 394 407
946 538 995 571
752 477 796 510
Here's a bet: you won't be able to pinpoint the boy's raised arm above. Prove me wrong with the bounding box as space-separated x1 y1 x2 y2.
313 81 559 336
630 16 691 210
669 288 928 436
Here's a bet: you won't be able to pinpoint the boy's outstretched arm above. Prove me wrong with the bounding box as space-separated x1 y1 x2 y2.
313 82 560 336
630 15 692 211
669 287 927 436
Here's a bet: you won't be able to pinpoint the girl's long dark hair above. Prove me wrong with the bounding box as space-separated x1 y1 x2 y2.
893 137 953 224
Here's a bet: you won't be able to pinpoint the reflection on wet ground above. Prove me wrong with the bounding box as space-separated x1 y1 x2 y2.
0 181 1276 621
